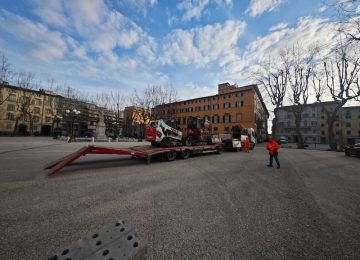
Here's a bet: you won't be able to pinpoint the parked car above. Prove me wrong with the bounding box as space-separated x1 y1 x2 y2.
279 136 287 144
345 143 360 157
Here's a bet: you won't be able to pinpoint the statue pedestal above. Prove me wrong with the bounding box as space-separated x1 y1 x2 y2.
95 113 107 140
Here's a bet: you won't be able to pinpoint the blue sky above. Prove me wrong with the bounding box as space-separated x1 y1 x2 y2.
0 0 349 103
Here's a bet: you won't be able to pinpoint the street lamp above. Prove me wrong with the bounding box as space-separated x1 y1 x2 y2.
52 115 63 138
66 109 81 142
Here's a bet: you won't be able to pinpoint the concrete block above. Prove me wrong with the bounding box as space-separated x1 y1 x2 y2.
48 220 146 260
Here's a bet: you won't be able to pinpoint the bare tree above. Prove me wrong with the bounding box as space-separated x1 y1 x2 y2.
95 91 126 137
333 0 360 42
129 85 178 138
0 53 14 105
13 71 36 135
321 42 360 150
253 57 288 139
282 45 319 149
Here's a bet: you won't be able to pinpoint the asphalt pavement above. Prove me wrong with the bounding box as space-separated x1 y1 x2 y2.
0 137 359 259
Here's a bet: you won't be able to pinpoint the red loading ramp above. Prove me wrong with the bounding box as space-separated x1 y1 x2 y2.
44 144 222 176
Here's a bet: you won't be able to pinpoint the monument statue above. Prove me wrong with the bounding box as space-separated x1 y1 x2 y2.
95 111 107 140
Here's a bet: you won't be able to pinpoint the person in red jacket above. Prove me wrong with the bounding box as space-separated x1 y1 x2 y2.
266 139 280 168
244 137 250 153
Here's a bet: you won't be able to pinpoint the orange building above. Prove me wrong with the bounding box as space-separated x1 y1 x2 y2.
154 82 269 142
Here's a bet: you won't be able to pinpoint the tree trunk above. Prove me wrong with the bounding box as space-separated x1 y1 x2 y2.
327 116 336 151
272 117 277 140
27 112 34 136
295 114 304 149
13 117 19 135
326 103 344 151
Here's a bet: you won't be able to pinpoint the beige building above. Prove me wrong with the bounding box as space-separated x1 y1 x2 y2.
276 102 360 144
0 83 61 136
154 82 269 142
0 82 125 137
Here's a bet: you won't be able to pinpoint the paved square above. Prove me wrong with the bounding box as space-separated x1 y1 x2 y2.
0 137 359 259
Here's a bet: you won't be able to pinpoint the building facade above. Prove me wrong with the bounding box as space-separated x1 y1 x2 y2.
153 82 269 142
123 106 150 138
0 83 125 137
276 102 360 144
0 84 62 136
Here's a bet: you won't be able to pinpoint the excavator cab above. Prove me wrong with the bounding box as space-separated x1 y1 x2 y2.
184 117 212 146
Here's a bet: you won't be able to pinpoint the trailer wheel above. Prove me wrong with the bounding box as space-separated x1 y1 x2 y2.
184 136 193 146
217 146 223 154
180 149 190 159
166 150 177 161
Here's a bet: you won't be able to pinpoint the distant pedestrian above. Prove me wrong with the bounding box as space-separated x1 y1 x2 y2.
266 139 280 168
244 137 250 152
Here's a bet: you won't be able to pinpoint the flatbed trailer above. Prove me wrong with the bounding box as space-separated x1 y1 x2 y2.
44 143 223 176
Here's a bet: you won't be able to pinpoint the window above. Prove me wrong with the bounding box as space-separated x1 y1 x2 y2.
20 115 28 121
224 102 231 108
311 121 317 126
6 113 15 121
212 115 219 124
345 110 351 119
347 130 351 135
346 122 351 127
336 131 339 135
8 94 16 102
303 113 309 118
33 116 40 123
224 127 230 133
6 124 12 129
287 115 292 119
34 107 41 114
304 121 308 127
34 98 42 106
20 96 30 105
223 114 231 123
46 117 51 123
204 115 210 121
212 104 219 110
7 104 15 111
213 127 218 131
235 101 244 107
183 117 186 124
335 123 339 127
321 131 325 135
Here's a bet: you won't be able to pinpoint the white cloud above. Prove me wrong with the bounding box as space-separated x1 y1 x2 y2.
178 82 217 100
356 5 360 13
0 10 68 62
177 0 210 22
119 0 158 17
246 0 286 17
269 22 288 31
159 20 246 67
225 17 339 81
32 0 68 27
166 7 178 26
177 0 233 22
318 5 328 13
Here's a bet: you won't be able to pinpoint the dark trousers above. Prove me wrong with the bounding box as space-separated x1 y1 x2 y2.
269 152 280 167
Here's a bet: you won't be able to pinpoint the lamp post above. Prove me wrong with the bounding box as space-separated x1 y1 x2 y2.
52 115 62 138
66 108 81 142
